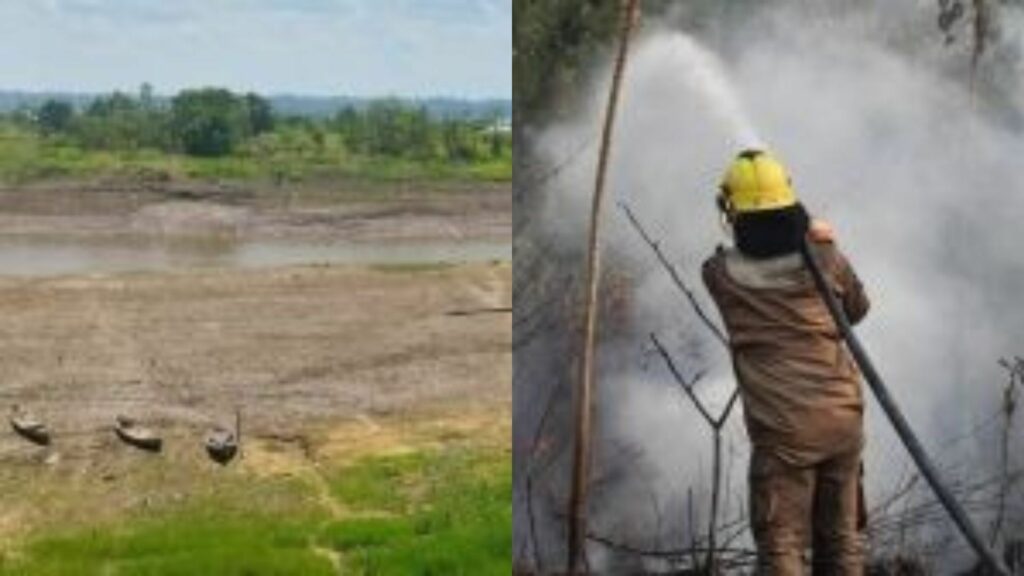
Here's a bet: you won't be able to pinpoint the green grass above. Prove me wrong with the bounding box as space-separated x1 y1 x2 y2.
0 443 511 576
322 446 512 576
8 516 335 573
0 126 510 185
0 514 335 576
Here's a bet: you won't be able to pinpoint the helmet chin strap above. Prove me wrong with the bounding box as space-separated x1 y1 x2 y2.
718 213 734 241
716 194 735 240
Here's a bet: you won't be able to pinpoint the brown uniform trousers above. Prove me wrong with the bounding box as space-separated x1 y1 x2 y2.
703 239 870 575
750 446 865 575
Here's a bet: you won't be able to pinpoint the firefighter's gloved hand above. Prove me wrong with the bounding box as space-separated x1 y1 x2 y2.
809 219 835 243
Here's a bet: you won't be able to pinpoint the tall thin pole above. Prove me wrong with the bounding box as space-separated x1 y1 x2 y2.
567 1 640 573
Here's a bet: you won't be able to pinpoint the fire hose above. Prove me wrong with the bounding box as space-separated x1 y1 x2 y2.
800 238 1009 576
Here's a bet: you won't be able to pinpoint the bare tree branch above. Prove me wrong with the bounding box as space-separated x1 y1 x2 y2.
619 201 727 346
649 333 713 426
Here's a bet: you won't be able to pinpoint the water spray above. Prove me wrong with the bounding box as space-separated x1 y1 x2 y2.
648 33 764 149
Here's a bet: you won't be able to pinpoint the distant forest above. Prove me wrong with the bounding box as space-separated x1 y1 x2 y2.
0 89 511 121
0 86 511 183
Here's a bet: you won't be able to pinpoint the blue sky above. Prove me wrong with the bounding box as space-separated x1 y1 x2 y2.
0 0 511 98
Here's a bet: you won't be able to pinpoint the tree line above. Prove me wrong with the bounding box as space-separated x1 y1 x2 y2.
22 85 509 163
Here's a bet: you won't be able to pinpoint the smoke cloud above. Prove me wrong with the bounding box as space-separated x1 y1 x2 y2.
518 1 1024 571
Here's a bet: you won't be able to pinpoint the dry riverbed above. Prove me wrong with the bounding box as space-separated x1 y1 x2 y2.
0 180 511 556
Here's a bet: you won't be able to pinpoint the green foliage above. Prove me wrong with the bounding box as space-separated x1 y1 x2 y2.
356 100 431 157
245 92 275 135
36 100 73 136
0 87 510 183
332 100 507 164
74 91 172 151
171 88 252 157
513 0 621 121
514 0 682 122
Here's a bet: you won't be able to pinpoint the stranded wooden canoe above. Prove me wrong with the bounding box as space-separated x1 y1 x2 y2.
10 408 50 446
205 427 238 464
115 415 162 452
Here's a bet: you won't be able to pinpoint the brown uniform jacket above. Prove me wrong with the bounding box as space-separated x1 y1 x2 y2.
702 239 870 466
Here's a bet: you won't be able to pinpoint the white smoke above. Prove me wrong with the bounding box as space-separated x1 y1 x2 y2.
527 1 1024 569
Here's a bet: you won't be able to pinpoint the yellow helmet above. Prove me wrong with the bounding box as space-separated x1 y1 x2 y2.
719 150 797 214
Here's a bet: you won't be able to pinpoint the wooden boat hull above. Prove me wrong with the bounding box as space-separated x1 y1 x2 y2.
115 424 162 452
10 417 50 446
205 429 238 464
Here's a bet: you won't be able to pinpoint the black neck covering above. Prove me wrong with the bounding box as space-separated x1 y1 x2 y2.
733 203 810 259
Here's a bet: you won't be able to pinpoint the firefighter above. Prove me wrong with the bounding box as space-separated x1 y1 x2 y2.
702 150 869 574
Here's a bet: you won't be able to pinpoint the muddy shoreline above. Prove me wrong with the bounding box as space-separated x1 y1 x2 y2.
0 179 511 243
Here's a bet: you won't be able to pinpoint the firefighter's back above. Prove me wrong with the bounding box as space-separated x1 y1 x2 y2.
703 242 865 466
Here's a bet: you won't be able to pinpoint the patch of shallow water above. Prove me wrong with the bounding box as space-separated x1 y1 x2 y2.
0 234 511 277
